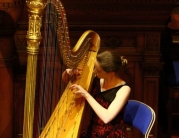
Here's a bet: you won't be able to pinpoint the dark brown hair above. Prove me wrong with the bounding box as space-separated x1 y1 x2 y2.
96 51 127 73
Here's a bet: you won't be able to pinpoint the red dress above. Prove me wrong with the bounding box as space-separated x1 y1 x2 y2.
81 77 128 138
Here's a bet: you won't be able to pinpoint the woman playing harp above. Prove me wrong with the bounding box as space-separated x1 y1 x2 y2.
63 51 131 138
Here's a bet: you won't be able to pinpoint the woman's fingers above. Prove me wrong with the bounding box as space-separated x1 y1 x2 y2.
66 68 82 82
69 84 87 98
70 84 78 90
67 68 82 75
70 84 82 93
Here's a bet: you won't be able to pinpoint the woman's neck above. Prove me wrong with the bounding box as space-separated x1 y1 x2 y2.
100 76 125 92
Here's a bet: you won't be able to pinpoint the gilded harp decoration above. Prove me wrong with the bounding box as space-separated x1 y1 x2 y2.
23 0 100 138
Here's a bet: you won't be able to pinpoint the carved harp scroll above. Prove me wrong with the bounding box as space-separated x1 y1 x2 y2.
23 0 100 138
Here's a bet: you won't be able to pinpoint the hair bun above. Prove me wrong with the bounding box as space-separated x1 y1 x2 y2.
121 56 128 69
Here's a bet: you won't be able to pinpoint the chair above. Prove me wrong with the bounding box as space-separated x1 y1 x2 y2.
124 100 156 138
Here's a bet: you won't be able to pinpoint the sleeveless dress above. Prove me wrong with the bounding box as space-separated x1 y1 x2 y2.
81 77 128 138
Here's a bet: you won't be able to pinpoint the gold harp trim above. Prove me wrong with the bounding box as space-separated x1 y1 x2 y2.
23 0 46 138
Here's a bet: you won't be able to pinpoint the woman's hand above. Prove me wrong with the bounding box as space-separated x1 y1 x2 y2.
70 84 89 98
62 68 82 83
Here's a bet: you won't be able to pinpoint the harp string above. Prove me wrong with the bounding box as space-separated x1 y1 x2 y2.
35 1 64 137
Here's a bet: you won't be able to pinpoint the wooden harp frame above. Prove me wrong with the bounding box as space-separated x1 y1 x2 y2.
23 0 100 138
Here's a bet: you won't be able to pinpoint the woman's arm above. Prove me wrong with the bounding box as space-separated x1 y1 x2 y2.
70 84 131 124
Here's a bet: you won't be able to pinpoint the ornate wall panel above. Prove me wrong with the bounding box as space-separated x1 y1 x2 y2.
0 0 178 137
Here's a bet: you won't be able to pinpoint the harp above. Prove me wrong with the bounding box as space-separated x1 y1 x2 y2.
23 0 100 138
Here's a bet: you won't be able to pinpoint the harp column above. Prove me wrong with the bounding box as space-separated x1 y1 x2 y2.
23 0 46 138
